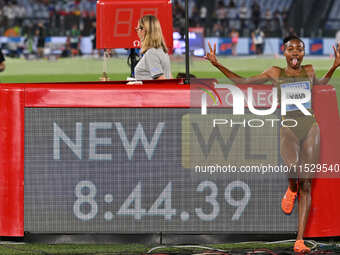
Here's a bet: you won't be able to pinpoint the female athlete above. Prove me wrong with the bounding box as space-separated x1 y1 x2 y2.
205 36 340 253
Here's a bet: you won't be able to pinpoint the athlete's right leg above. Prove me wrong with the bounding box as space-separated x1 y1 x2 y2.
280 126 300 214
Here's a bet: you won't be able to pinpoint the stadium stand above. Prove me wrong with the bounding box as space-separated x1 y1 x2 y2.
0 0 293 37
172 0 293 37
326 0 340 31
0 0 338 45
0 0 96 36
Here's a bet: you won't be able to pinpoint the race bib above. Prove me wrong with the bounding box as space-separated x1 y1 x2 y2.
280 81 312 112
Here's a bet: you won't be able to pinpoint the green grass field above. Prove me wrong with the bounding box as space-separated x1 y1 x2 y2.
1 55 340 113
1 55 340 82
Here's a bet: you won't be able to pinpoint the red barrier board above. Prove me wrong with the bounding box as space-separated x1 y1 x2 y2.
305 86 340 237
0 86 24 236
96 0 173 51
0 80 339 236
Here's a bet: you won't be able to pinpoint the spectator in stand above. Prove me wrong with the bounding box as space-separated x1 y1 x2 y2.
188 0 196 26
239 1 249 36
215 1 227 31
281 7 289 32
227 0 239 31
13 1 25 26
199 5 207 27
3 2 16 27
79 0 92 14
48 3 57 34
274 10 285 37
173 0 185 34
251 1 261 29
79 0 95 35
22 0 33 19
190 4 200 27
1 0 99 38
264 8 272 33
33 1 49 19
230 28 239 56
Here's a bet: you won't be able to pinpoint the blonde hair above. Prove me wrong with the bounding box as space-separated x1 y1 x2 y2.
139 15 168 54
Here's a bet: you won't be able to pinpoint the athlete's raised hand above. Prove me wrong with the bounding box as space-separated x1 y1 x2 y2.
332 44 340 68
205 42 219 66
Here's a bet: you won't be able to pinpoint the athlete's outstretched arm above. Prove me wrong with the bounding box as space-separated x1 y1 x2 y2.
317 45 340 85
205 42 271 84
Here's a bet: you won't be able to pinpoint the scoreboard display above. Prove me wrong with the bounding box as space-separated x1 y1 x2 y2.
96 0 173 50
24 108 295 233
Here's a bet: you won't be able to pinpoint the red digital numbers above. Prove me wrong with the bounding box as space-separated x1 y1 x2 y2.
97 0 173 51
114 8 133 37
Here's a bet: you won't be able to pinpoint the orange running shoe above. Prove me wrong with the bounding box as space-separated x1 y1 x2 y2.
294 240 311 253
281 187 297 214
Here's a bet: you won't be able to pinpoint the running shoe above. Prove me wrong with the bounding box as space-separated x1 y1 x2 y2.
294 240 311 253
281 187 297 214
